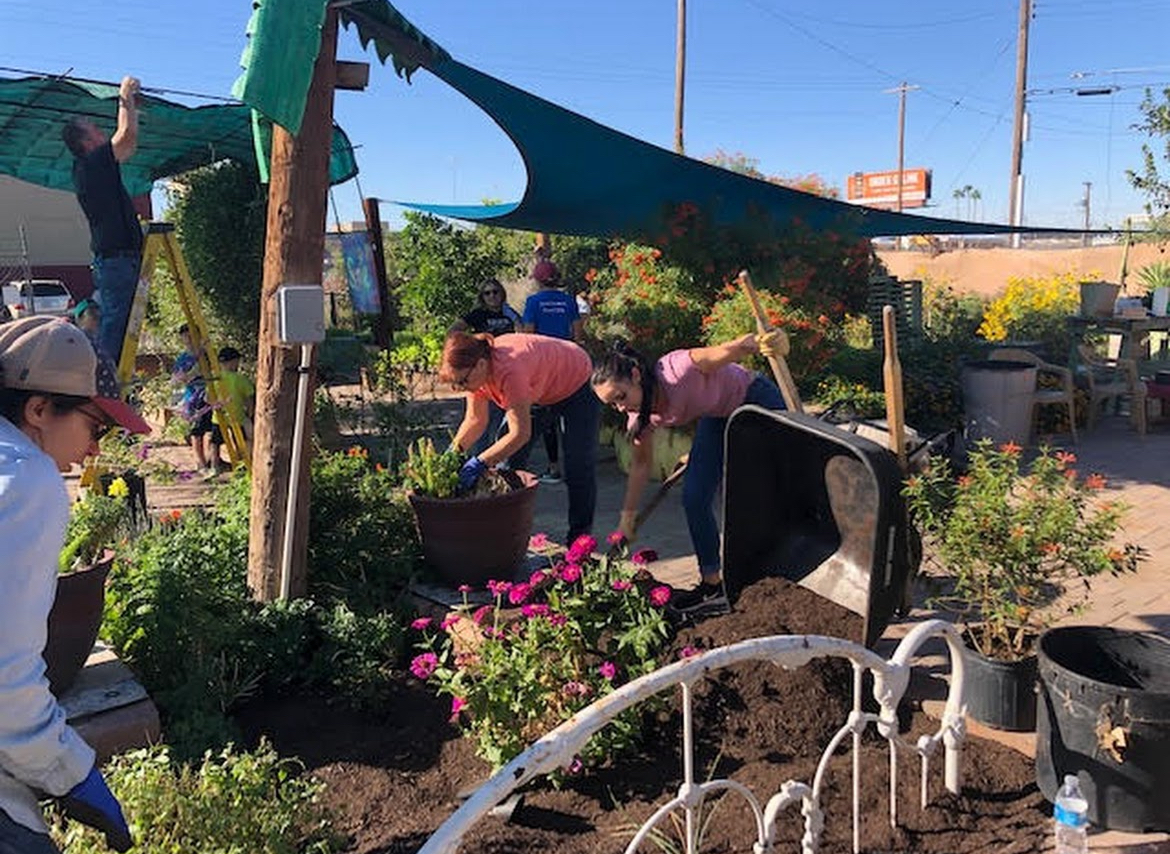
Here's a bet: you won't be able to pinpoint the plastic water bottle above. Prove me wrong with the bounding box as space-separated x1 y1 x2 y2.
1054 774 1089 854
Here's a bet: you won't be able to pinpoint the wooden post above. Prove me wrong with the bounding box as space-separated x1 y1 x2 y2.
363 196 393 348
247 7 339 601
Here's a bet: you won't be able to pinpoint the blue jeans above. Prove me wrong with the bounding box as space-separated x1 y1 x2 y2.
507 381 600 543
0 810 58 854
93 253 141 364
684 375 785 578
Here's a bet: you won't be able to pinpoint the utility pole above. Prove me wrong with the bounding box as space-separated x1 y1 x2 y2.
674 0 686 154
884 82 918 214
1081 181 1092 246
1008 0 1032 245
248 7 339 601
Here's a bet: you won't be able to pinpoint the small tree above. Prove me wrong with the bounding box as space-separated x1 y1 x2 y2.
1127 86 1170 232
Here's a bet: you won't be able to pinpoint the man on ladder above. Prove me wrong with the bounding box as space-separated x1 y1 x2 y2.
61 74 143 364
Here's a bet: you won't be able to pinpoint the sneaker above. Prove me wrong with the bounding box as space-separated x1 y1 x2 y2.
538 468 563 485
666 580 731 622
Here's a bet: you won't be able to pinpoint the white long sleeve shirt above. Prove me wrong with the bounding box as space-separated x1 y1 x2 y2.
0 417 94 833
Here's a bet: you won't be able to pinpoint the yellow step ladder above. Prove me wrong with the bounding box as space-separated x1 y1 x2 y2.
116 222 250 471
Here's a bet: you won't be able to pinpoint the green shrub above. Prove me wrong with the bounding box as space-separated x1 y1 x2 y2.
48 742 341 854
813 375 887 420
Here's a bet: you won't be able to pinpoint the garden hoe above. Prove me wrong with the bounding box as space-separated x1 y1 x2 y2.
737 269 803 413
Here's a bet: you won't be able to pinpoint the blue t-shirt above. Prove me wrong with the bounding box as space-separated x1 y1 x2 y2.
522 289 579 340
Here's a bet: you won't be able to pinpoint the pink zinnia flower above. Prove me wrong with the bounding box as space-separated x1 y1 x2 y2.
566 534 597 563
486 579 513 598
440 614 460 630
611 579 632 592
410 616 432 631
508 582 533 605
649 586 672 608
599 661 617 681
450 696 467 722
562 680 592 698
548 613 568 627
606 530 625 546
529 569 548 587
631 548 658 564
559 563 582 583
457 584 472 593
410 652 438 680
529 532 551 550
566 756 584 775
521 603 550 619
472 604 493 625
678 645 701 659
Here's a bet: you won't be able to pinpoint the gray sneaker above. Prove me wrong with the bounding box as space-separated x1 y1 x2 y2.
666 580 730 622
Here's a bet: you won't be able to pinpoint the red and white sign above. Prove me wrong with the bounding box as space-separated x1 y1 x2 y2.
846 169 931 210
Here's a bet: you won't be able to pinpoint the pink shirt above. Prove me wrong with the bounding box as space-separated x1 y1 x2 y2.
626 349 754 432
476 333 592 409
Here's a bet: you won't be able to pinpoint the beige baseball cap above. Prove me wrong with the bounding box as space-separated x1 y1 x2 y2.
0 316 150 434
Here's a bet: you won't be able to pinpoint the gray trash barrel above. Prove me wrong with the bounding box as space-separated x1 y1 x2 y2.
961 360 1037 445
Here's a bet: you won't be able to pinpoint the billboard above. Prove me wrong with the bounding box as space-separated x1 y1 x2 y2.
845 168 931 210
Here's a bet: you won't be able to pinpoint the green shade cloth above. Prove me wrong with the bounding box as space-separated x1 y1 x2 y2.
233 0 448 135
0 75 358 196
338 1 1096 240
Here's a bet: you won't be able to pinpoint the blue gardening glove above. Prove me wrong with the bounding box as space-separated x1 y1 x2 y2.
60 766 132 852
458 456 488 492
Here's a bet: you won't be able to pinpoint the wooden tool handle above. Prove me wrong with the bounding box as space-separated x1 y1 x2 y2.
737 270 804 414
882 306 908 471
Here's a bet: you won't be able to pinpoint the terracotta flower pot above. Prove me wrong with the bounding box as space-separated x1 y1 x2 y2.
45 550 113 697
408 471 539 587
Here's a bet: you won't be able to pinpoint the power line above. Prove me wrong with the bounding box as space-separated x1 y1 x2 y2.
0 65 239 103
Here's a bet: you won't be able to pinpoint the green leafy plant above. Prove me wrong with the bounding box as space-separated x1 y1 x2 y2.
904 440 1144 660
400 436 463 498
1137 259 1170 292
412 533 672 770
48 741 341 854
813 375 887 420
60 476 138 571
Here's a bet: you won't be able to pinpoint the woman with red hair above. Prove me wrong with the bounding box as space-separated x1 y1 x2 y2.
440 329 599 544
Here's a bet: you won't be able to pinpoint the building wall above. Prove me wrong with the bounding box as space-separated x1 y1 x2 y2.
0 174 93 297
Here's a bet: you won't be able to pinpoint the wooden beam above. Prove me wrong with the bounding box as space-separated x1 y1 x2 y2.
335 60 370 91
362 196 394 348
247 7 339 601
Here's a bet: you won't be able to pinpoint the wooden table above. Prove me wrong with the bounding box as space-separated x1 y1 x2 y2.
1067 315 1170 372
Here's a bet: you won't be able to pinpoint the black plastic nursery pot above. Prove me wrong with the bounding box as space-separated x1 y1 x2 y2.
1036 626 1170 832
962 642 1038 732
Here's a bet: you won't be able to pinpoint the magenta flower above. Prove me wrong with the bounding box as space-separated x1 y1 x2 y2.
440 614 460 630
457 584 472 593
472 604 493 625
410 652 438 680
521 603 550 619
678 645 701 659
566 534 597 563
529 569 548 587
410 616 433 631
649 586 672 608
486 579 513 598
631 548 659 565
508 582 533 605
566 756 584 775
548 613 568 627
561 680 593 698
134 442 150 461
599 661 617 681
529 532 551 550
450 696 467 722
606 530 625 546
559 563 582 583
611 579 632 592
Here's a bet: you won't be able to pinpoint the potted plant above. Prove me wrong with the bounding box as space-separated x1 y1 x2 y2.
903 439 1144 730
402 437 539 587
48 474 138 696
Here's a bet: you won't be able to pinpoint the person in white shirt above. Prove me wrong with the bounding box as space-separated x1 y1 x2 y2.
0 316 149 853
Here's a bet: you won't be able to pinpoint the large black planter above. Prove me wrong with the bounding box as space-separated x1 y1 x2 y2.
45 551 113 697
962 643 1038 732
1036 626 1170 832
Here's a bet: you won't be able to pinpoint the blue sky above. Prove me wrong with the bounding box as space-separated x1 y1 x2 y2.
4 0 1168 232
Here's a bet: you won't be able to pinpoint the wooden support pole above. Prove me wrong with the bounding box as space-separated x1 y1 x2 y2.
247 7 339 601
363 196 393 348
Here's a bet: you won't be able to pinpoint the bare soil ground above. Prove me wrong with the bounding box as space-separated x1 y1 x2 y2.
238 576 1050 854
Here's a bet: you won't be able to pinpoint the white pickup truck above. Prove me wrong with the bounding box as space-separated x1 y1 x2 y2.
2 279 74 320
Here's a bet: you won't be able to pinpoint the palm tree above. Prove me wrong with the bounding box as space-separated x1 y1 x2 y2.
969 188 982 222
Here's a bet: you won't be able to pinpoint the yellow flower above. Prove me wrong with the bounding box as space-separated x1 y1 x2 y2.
107 477 130 499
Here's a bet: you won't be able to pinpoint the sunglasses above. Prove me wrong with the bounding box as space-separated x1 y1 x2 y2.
76 406 113 442
481 288 503 297
451 366 475 390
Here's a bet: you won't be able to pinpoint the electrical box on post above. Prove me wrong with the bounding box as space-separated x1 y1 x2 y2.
276 285 325 344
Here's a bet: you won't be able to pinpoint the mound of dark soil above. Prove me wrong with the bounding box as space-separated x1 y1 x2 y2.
238 576 1050 853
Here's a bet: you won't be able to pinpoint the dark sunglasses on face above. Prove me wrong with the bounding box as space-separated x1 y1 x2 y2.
77 407 113 442
482 289 503 297
452 366 474 389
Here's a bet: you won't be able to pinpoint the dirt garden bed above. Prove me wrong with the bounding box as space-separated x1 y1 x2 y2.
237 576 1050 854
